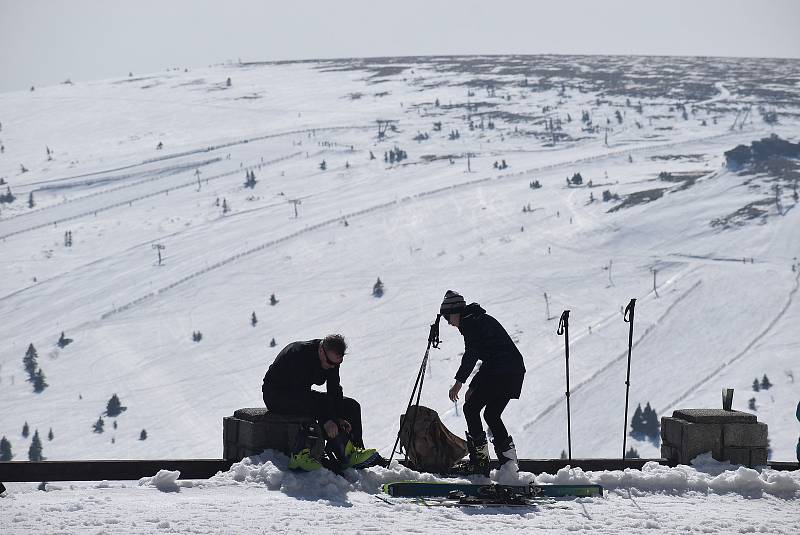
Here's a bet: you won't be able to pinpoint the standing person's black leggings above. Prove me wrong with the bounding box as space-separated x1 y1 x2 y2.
463 388 511 444
264 389 365 448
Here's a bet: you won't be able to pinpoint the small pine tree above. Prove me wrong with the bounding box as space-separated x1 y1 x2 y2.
48 428 53 441
113 420 118 430
93 417 105 433
373 277 384 298
630 404 644 437
28 191 34 208
748 397 757 411
269 293 278 306
251 311 258 326
23 343 38 378
32 368 48 393
106 394 126 417
22 421 30 438
139 429 148 441
319 160 327 171
625 446 640 459
641 402 660 439
0 436 12 461
28 430 43 461
560 449 567 460
270 338 277 347
752 378 760 392
760 374 772 390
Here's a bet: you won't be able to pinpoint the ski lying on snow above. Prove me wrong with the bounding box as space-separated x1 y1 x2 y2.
382 481 603 498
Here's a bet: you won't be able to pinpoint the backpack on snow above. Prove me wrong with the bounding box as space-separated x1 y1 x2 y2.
399 405 467 473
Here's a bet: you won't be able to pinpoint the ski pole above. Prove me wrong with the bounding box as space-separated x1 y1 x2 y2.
557 310 572 461
388 314 441 467
622 298 636 459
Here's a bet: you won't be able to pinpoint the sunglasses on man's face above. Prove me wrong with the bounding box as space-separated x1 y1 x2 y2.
322 346 343 366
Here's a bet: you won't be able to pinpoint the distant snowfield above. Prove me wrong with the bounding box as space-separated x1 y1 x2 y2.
1 54 799 530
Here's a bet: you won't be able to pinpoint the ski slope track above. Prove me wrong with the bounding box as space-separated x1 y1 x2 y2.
1 56 799 529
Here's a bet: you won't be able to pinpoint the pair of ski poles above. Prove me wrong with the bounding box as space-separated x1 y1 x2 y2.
558 298 636 461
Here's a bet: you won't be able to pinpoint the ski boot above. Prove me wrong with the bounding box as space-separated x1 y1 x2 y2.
325 430 382 470
288 423 325 471
343 440 382 469
493 435 518 467
452 431 490 476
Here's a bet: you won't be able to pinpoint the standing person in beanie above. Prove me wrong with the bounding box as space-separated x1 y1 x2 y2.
262 334 381 471
441 290 526 475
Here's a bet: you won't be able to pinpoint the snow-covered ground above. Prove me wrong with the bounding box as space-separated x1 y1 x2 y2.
2 453 799 534
1 54 800 531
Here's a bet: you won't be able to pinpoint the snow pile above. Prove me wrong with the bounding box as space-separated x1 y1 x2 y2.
204 450 473 503
138 469 186 493
492 453 800 498
204 451 800 501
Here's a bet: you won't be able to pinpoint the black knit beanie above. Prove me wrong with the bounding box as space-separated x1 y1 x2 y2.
440 290 466 316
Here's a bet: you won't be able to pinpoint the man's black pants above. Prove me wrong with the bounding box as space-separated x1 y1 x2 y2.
463 388 511 446
263 389 365 448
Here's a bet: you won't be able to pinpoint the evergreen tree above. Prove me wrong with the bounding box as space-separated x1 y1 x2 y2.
113 420 118 430
22 421 29 438
560 449 567 460
106 394 125 417
319 160 327 171
760 374 772 390
270 338 277 347
23 343 38 378
32 368 48 393
28 430 43 461
57 331 72 348
251 311 258 326
269 293 278 306
93 417 105 433
28 191 35 208
625 446 640 459
752 378 760 392
373 277 384 297
0 436 12 461
48 428 53 441
748 397 757 411
630 403 644 437
140 429 148 441
641 402 660 439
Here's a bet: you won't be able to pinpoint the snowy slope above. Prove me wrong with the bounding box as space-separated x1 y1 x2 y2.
1 55 799 470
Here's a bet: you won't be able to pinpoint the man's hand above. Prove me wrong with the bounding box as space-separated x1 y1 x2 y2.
336 419 352 434
449 381 463 402
323 420 338 439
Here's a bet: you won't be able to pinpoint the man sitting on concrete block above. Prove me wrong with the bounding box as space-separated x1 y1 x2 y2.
262 334 382 471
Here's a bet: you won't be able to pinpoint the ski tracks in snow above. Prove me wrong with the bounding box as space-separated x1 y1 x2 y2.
665 269 800 408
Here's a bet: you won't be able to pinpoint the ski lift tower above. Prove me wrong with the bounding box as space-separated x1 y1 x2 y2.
152 244 166 266
287 199 302 218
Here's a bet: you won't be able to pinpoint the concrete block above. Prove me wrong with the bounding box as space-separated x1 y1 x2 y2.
684 422 723 461
223 417 238 443
721 446 750 466
661 444 680 462
750 448 768 467
237 420 269 446
661 417 684 447
723 423 768 447
673 409 755 424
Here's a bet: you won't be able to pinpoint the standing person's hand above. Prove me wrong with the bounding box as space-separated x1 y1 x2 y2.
324 419 338 439
449 381 463 402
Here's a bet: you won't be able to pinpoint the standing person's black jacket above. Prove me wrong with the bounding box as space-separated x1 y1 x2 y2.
262 339 343 421
455 303 526 398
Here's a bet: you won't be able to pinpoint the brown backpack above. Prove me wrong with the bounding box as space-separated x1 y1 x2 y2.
399 405 468 473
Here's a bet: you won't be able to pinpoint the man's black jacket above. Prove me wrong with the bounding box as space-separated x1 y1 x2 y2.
455 303 526 398
262 339 343 420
